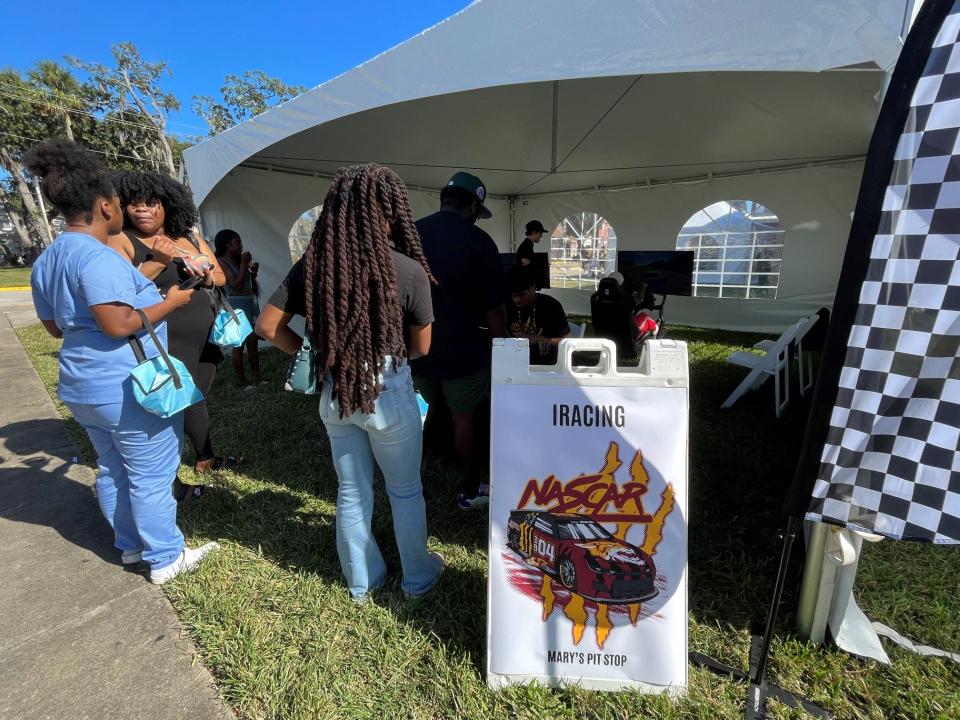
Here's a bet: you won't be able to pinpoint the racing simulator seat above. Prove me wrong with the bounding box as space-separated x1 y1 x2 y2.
590 276 641 362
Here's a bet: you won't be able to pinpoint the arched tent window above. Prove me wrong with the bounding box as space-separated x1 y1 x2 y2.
288 205 322 261
676 200 785 299
548 212 617 290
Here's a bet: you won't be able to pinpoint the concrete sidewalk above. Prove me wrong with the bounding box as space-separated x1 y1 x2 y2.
0 306 233 720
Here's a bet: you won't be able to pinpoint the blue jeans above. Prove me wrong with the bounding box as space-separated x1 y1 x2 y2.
68 400 185 571
319 358 441 598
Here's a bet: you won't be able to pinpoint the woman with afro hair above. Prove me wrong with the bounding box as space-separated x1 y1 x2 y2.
28 140 218 583
108 171 240 495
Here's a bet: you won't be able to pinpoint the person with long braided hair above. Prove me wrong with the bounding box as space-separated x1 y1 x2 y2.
256 164 444 601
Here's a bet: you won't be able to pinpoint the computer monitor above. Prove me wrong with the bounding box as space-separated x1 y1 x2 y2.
500 252 551 289
616 250 694 297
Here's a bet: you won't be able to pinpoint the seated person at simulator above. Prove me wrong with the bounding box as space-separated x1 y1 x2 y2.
508 265 569 365
630 277 656 312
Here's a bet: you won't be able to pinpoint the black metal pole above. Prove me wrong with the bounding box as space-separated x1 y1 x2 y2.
751 514 802 686
691 512 832 719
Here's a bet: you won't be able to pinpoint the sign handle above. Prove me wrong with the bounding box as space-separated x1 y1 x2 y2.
557 338 618 375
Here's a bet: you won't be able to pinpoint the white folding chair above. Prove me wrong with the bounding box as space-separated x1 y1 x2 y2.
752 313 820 397
722 321 802 417
567 322 586 338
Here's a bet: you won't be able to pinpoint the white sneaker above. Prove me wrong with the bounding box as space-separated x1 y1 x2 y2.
149 542 220 585
121 549 143 565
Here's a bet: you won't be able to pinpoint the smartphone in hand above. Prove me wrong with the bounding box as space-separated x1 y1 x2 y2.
178 276 205 291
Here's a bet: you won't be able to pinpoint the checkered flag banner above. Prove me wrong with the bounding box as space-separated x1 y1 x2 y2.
786 0 960 543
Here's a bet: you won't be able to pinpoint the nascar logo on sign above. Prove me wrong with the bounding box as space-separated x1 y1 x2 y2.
504 442 672 648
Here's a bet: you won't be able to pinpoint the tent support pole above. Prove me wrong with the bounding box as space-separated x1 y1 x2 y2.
238 153 863 202
551 81 559 172
516 154 864 201
690 515 833 719
795 520 830 640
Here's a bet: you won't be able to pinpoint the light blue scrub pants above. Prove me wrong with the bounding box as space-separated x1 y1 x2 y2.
68 399 185 571
319 358 442 599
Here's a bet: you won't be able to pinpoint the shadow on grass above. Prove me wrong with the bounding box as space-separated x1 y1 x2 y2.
178 484 340 573
16 326 818 676
25 322 893 711
684 355 817 633
177 471 492 674
198 336 821 638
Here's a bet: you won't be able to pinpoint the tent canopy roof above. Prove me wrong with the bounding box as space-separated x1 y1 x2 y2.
183 0 908 205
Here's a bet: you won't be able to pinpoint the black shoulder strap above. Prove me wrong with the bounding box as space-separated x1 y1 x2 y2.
125 231 151 266
127 310 183 389
128 328 147 364
212 287 242 324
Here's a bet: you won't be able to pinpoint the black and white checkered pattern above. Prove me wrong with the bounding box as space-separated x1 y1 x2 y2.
807 5 960 544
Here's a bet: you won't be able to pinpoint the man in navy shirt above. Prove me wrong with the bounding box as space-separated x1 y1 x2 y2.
412 172 506 510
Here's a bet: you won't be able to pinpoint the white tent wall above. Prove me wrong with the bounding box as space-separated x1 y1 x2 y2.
526 162 863 330
198 167 322 312
198 160 859 334
197 166 513 323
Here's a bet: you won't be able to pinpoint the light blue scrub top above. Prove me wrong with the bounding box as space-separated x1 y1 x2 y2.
31 231 167 405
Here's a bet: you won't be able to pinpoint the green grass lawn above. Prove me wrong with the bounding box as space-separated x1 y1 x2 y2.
15 324 960 720
0 266 32 288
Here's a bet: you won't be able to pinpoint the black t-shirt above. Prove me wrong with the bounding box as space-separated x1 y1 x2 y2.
268 251 434 345
411 210 506 379
509 293 569 365
517 237 535 263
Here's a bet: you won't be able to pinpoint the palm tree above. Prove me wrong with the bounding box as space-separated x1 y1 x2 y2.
28 60 84 141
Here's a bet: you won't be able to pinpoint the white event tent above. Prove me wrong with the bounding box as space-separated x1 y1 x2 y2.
182 0 914 332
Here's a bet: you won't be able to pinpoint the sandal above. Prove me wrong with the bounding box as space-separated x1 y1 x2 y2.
173 477 211 503
194 455 241 474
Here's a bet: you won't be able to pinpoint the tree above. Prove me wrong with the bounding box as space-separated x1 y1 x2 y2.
28 60 85 142
0 68 60 255
69 42 181 175
0 49 193 260
194 70 306 135
167 135 192 170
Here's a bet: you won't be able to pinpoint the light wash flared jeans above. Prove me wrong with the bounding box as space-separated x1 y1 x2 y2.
319 358 442 599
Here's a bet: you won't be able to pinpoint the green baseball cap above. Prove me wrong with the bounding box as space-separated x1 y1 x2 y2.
446 171 492 219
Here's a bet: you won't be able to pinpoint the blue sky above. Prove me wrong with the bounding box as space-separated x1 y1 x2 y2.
0 0 473 137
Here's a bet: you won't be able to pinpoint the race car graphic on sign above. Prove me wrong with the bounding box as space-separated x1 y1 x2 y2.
507 511 657 604
503 440 675 648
